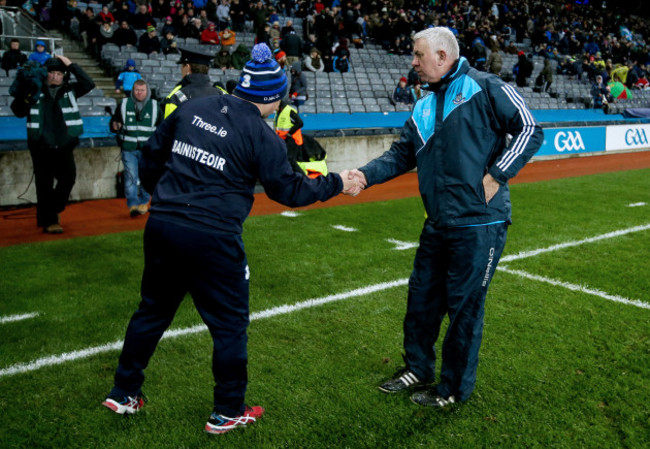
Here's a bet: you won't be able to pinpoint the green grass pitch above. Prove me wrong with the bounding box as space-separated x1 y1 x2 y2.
1 168 648 449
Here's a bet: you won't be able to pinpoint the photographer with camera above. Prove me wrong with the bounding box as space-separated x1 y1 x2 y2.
10 55 95 234
110 79 162 217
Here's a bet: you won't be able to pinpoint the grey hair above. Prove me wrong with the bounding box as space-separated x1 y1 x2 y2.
413 27 460 60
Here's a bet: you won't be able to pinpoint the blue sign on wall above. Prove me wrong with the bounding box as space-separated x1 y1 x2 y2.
537 126 606 156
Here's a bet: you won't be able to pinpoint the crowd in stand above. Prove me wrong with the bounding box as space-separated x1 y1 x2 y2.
7 0 650 109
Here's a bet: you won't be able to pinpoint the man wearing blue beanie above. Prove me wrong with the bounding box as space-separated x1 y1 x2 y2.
103 43 361 434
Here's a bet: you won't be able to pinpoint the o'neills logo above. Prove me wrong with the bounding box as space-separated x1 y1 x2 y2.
482 247 496 287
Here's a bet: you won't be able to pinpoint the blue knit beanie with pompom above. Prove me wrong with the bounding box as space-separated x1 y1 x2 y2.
233 43 288 104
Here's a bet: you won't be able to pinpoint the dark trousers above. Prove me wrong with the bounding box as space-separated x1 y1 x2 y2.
112 217 251 417
28 144 76 228
403 221 508 401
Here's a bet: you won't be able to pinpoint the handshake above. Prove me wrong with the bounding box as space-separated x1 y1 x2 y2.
340 169 367 197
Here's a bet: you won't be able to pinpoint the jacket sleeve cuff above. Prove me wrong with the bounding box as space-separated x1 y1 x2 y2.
488 166 508 185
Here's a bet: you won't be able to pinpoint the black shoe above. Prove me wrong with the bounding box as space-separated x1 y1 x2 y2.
410 390 456 408
378 368 427 393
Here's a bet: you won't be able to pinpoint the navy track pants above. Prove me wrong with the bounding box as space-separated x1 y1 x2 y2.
403 221 508 401
111 216 250 417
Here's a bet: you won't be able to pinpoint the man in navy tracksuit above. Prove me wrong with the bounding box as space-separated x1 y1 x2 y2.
102 43 358 434
347 27 543 408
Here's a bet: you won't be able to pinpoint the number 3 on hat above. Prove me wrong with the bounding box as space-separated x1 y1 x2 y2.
241 75 251 88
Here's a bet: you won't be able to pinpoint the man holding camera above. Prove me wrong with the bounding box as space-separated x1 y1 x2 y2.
11 55 95 234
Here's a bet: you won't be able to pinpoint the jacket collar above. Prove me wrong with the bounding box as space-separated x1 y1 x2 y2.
424 56 469 92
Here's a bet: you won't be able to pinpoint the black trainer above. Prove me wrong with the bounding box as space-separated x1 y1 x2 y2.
378 368 428 393
410 390 456 408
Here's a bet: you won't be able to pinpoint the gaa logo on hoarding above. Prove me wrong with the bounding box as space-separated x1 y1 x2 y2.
624 128 649 146
554 131 585 152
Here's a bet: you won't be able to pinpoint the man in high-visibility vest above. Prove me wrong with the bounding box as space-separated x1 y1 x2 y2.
10 55 95 234
274 100 328 178
163 47 223 118
110 79 162 216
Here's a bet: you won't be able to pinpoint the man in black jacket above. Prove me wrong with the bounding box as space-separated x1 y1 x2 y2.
162 47 223 118
11 55 95 233
102 43 359 434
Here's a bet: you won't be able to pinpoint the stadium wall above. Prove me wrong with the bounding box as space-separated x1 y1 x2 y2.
1 120 650 207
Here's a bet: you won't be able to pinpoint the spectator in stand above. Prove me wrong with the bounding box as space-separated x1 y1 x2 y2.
591 75 610 109
216 0 230 31
2 39 27 76
99 5 115 24
96 20 116 53
152 0 171 21
256 23 271 48
116 59 142 96
230 43 250 71
201 22 220 45
411 81 424 102
229 0 247 32
513 51 532 87
219 27 236 47
332 38 351 73
62 0 84 41
281 31 303 66
390 76 413 106
160 30 179 55
190 18 204 40
281 19 295 39
132 4 157 31
275 50 288 73
161 16 177 37
486 39 502 76
28 40 51 66
113 20 138 49
79 7 100 56
539 57 553 92
113 1 133 25
289 61 307 109
214 45 233 71
303 47 324 73
625 61 639 90
205 0 218 22
138 25 161 55
269 21 282 49
252 1 268 35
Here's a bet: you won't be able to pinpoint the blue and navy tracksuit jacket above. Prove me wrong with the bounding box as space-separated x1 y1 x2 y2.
360 57 543 227
140 94 343 234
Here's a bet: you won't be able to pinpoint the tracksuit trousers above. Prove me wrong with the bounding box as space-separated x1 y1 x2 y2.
403 220 508 401
111 216 250 417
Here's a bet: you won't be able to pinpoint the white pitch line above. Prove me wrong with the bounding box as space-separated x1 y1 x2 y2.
501 223 650 263
627 202 647 208
386 238 419 250
280 211 301 217
498 267 650 310
0 312 39 324
332 225 357 232
0 279 409 379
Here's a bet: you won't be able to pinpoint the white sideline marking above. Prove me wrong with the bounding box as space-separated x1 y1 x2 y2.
280 211 301 217
0 279 409 378
501 223 650 262
498 267 650 310
331 225 357 232
627 202 647 207
0 312 39 324
3 223 650 378
386 239 419 250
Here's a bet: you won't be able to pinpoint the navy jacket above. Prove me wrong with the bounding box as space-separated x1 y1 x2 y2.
141 94 343 234
360 57 543 227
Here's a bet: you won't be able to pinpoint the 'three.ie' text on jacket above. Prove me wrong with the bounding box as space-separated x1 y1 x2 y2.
141 94 343 235
360 57 544 227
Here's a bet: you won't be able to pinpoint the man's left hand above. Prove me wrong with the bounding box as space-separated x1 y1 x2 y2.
483 173 500 204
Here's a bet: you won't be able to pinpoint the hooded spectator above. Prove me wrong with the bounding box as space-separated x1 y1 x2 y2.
303 47 324 73
28 40 51 65
231 43 251 70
